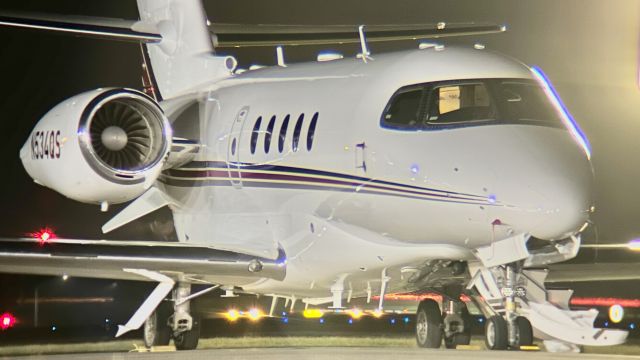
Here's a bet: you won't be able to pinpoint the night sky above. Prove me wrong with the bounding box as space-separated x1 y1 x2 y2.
0 0 638 300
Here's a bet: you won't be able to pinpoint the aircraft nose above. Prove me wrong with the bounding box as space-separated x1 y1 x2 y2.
492 126 593 240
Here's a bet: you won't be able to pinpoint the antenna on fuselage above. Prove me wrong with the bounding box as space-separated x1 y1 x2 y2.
276 46 286 67
357 25 372 63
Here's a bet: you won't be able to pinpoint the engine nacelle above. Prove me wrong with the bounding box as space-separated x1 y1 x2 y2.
20 88 172 205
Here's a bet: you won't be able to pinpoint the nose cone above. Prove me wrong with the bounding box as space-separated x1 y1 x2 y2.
492 126 593 240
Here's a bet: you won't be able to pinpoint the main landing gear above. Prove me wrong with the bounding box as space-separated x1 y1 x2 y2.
143 283 201 350
415 297 472 349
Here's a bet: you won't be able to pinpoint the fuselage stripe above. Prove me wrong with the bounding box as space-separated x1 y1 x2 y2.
163 168 488 203
179 160 487 200
158 176 493 206
160 161 498 206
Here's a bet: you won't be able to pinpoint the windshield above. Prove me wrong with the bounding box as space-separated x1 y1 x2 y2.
496 81 562 125
381 78 563 130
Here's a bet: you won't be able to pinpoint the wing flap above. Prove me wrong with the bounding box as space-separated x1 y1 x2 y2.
0 238 286 281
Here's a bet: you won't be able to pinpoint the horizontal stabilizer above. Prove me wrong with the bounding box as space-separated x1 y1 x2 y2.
0 11 161 43
211 23 506 47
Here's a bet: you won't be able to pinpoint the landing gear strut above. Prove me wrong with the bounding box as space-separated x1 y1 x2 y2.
143 282 201 350
443 299 471 349
170 283 200 350
472 262 534 350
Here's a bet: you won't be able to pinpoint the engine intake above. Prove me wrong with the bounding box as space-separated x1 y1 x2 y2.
21 88 172 204
79 89 169 183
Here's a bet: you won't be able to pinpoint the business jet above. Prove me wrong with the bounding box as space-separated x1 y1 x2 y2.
0 0 627 352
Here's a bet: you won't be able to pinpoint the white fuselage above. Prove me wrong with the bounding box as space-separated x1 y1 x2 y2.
157 47 592 299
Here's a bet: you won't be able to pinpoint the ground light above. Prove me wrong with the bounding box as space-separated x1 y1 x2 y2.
247 308 263 321
225 309 240 322
347 308 363 320
609 304 624 324
303 309 324 319
628 239 640 251
0 313 16 330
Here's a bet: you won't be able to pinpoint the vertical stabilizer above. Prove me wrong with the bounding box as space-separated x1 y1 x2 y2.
136 0 236 99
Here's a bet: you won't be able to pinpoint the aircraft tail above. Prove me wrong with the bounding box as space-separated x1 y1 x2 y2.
136 0 236 100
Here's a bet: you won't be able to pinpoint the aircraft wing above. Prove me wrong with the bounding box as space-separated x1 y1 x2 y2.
211 23 506 47
546 262 640 283
0 238 285 282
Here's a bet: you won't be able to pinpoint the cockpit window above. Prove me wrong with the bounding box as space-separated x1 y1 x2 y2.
425 83 495 125
496 81 562 125
382 86 423 129
381 78 563 131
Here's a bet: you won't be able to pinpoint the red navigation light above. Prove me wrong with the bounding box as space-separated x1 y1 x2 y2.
0 312 16 330
31 227 57 245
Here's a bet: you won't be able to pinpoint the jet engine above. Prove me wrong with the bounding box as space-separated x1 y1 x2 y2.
20 88 172 205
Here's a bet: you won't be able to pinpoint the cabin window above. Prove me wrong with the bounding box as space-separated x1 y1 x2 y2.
292 113 304 152
381 86 424 129
307 112 318 151
264 115 276 153
250 116 262 155
278 114 290 153
425 83 495 125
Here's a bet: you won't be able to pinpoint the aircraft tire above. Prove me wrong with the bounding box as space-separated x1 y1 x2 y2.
174 317 200 350
444 305 471 349
415 299 443 348
514 316 534 348
485 315 508 350
143 307 171 347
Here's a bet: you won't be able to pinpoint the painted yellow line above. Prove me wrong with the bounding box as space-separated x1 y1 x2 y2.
520 345 540 351
455 345 483 350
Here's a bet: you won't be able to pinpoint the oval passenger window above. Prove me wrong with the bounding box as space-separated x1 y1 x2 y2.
307 112 318 151
264 115 276 153
292 113 304 152
278 115 290 153
250 116 262 155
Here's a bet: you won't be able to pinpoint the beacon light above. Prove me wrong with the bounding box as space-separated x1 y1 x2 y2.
530 66 591 160
303 309 324 319
0 313 16 330
31 227 57 245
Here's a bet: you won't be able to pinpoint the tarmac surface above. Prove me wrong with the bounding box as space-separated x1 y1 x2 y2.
7 347 640 360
